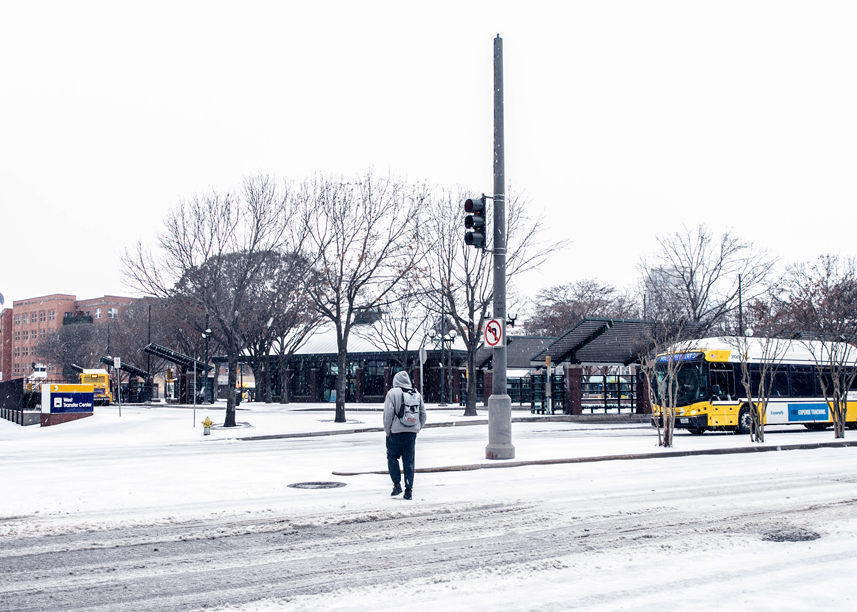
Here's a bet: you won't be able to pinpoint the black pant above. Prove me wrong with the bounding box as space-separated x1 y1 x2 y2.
386 432 417 489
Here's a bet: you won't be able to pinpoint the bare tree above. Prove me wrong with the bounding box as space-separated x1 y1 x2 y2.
777 255 857 438
268 252 323 404
640 224 774 333
353 286 432 372
241 252 316 404
526 279 640 336
420 188 557 417
35 321 106 377
728 333 791 443
635 322 697 447
300 173 426 423
123 176 293 426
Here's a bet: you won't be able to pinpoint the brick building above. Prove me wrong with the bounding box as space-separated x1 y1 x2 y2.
0 294 138 381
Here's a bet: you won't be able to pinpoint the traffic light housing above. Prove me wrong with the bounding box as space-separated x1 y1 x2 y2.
464 196 486 248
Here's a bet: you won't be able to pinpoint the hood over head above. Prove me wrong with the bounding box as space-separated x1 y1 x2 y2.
393 371 412 389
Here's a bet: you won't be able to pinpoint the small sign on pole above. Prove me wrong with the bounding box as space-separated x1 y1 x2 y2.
484 319 505 348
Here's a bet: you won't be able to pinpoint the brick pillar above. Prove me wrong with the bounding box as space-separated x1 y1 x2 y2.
636 370 652 414
447 367 457 404
566 366 582 415
410 367 421 395
310 368 320 402
383 367 392 394
355 367 365 403
483 369 493 406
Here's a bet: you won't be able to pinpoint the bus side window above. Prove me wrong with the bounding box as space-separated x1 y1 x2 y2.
789 365 814 397
772 370 789 397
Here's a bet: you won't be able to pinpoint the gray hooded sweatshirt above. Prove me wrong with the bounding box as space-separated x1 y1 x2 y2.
383 371 427 435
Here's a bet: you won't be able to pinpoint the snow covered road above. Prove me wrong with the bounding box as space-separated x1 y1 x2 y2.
2 406 856 611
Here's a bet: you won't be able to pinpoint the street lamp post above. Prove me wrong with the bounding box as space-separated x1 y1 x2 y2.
202 328 212 403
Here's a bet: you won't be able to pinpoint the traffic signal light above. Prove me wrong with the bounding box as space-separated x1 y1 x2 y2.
464 196 486 248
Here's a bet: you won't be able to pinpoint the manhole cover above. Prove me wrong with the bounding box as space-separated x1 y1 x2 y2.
287 482 347 489
762 528 821 542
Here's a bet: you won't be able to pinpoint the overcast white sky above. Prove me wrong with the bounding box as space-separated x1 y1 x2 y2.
2 1 855 309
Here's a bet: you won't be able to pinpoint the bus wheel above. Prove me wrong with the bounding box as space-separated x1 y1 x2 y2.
688 427 705 435
736 407 752 435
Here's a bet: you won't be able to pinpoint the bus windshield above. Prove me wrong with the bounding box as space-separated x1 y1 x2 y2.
654 361 708 407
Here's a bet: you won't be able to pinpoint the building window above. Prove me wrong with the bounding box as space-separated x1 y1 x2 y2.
64 312 72 319
95 308 101 319
48 310 55 321
108 308 119 319
22 314 29 324
39 311 46 322
40 329 45 339
14 347 19 357
13 364 19 374
22 330 28 341
22 347 28 357
14 331 20 341
14 314 20 325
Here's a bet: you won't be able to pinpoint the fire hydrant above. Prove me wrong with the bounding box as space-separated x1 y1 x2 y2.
201 416 213 435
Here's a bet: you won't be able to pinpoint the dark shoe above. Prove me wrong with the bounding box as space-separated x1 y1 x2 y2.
391 483 402 496
404 488 412 500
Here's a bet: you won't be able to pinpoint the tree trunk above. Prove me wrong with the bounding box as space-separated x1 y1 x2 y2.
834 396 846 439
335 347 347 423
462 351 478 416
279 353 290 404
264 356 273 403
224 339 237 427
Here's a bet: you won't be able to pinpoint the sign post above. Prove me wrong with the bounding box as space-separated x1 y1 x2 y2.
114 358 121 417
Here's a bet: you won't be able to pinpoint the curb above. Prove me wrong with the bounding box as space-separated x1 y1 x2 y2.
331 439 857 476
236 415 650 442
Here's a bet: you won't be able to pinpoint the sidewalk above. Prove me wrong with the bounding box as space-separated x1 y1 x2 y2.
6 400 854 477
136 400 857 475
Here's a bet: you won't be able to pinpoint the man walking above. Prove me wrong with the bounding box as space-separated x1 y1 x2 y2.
383 371 426 500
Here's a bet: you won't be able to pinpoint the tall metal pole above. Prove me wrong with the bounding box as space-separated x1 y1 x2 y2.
204 314 210 403
486 34 515 460
147 303 151 402
738 274 744 336
440 298 447 406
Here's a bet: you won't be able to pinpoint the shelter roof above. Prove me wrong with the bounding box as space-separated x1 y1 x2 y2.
144 343 212 372
292 324 468 356
530 318 658 367
476 336 558 370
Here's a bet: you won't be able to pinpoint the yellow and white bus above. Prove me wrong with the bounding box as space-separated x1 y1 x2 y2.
80 369 112 406
651 337 857 434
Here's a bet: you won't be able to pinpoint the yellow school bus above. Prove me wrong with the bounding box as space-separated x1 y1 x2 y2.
80 369 113 405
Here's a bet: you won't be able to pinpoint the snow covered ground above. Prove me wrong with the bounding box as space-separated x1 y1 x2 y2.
2 401 856 611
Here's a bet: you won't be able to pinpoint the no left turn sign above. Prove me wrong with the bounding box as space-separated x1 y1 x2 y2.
484 319 505 347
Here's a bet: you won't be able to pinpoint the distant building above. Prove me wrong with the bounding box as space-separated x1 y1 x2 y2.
0 294 138 381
